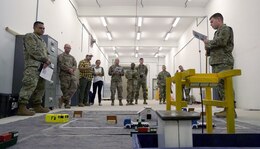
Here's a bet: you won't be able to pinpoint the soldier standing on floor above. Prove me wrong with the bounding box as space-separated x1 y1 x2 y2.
17 21 51 116
157 65 171 104
108 58 124 106
135 58 148 104
125 63 138 105
78 53 93 106
57 44 77 109
204 13 235 118
177 65 192 104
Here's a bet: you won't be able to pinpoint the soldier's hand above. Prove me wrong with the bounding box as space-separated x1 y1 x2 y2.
45 59 51 65
68 68 74 74
203 39 209 44
43 63 48 69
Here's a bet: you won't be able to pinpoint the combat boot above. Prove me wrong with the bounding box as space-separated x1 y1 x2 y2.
159 99 162 104
119 100 123 106
143 100 148 105
163 100 166 104
215 108 237 118
17 104 35 116
111 100 114 106
214 109 225 116
135 99 138 105
64 100 71 109
58 96 64 108
65 104 71 109
33 105 50 113
78 103 85 107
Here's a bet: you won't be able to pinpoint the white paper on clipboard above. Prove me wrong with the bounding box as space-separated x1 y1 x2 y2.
40 63 54 83
193 30 207 41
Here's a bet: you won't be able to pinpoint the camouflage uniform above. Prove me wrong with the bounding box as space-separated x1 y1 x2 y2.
135 64 148 104
58 52 77 106
205 24 234 101
108 64 124 105
180 69 191 103
78 60 93 105
125 67 138 104
18 33 49 106
157 70 171 103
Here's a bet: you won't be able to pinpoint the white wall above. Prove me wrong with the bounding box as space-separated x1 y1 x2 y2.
206 0 260 109
170 0 260 109
166 17 208 101
0 0 107 94
0 0 37 93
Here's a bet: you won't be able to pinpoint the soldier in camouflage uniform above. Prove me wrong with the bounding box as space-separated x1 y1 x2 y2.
125 63 138 105
17 21 51 116
157 65 171 104
178 65 191 104
135 58 148 104
57 44 77 109
78 53 93 106
108 58 124 106
204 13 235 118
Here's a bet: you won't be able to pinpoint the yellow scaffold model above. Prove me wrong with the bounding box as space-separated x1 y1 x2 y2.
165 69 241 133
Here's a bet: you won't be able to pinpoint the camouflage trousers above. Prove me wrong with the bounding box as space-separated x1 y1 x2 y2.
59 74 77 104
19 67 45 105
110 81 123 101
126 81 135 103
182 87 191 101
159 85 166 102
212 63 234 101
135 79 147 101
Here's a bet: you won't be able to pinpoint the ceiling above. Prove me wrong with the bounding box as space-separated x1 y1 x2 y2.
74 0 209 58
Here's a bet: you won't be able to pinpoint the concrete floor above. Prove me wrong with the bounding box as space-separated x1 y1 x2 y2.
1 99 260 149
1 99 260 126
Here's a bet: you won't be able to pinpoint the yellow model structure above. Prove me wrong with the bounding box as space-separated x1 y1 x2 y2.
166 69 241 133
45 114 69 123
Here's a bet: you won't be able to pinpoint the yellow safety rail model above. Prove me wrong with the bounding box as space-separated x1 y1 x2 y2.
166 69 241 133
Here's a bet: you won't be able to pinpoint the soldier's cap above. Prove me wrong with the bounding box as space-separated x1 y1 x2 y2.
86 53 93 57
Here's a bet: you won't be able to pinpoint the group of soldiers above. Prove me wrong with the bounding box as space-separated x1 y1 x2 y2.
109 58 148 106
17 12 234 119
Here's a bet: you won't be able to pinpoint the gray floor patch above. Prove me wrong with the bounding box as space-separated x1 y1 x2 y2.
1 111 260 149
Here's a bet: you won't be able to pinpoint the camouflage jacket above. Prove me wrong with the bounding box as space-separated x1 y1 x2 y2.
206 24 234 66
78 60 93 79
23 33 48 68
136 64 148 80
125 69 138 80
58 52 77 76
157 71 171 86
108 64 124 82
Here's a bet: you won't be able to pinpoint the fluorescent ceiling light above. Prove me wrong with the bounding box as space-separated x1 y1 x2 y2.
164 33 170 41
106 32 112 40
138 17 142 27
100 17 107 27
136 32 141 40
113 47 116 51
136 47 139 51
115 53 119 57
158 47 162 51
154 53 158 58
135 53 138 58
172 17 180 27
